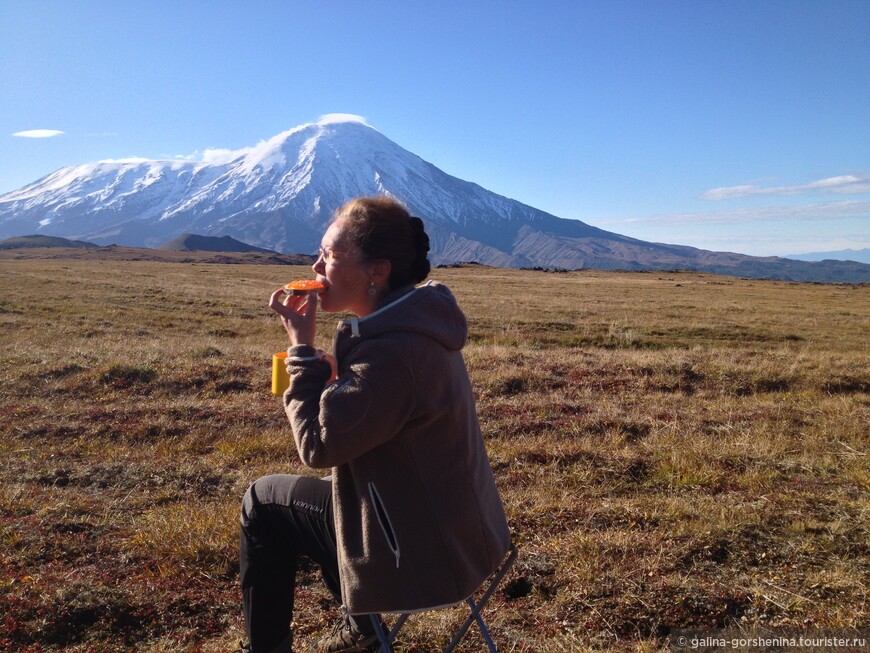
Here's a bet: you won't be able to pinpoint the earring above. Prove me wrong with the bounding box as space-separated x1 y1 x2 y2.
368 283 377 296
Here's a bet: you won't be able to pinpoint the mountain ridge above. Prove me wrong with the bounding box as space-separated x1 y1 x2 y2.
1 117 867 283
785 248 870 264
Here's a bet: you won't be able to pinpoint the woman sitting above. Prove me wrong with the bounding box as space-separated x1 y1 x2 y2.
239 196 511 653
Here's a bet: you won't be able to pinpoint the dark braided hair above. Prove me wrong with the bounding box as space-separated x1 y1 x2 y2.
335 197 431 289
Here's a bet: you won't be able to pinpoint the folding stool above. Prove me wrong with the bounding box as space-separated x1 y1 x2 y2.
369 542 518 652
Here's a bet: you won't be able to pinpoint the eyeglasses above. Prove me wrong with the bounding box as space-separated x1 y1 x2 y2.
316 246 347 264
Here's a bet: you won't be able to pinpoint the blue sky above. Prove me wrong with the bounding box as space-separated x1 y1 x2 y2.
2 0 869 257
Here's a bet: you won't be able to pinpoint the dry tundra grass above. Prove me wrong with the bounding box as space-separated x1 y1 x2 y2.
1 254 868 652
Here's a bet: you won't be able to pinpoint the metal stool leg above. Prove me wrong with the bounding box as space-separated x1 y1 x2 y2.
470 596 499 653
390 614 410 641
368 544 518 653
445 544 518 653
371 613 410 653
371 614 393 653
446 597 498 653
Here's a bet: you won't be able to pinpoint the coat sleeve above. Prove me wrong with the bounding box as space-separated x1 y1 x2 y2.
285 339 416 469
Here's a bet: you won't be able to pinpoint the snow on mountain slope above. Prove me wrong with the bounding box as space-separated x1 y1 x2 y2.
1 159 228 235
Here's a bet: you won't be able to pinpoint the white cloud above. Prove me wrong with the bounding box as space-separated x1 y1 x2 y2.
317 113 369 126
596 200 870 227
13 129 65 138
85 141 261 168
700 174 870 200
200 147 250 165
97 157 152 164
119 147 249 165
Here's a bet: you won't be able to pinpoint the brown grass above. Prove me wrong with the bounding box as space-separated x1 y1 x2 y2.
1 258 867 652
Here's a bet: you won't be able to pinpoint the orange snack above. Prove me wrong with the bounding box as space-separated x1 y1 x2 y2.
284 279 327 295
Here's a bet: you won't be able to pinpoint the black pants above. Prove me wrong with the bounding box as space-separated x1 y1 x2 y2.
240 474 342 653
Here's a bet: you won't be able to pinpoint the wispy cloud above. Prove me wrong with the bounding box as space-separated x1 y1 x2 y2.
200 147 250 164
317 113 369 126
97 157 152 164
596 200 870 227
13 129 65 138
161 147 250 165
700 174 870 200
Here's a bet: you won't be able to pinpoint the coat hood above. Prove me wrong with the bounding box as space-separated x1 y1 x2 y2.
334 281 467 361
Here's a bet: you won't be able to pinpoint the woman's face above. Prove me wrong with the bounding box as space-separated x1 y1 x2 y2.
312 220 378 317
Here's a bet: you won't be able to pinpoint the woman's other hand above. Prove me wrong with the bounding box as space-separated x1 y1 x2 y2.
269 288 318 347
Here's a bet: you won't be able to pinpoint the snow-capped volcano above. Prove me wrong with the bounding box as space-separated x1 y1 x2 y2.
1 115 868 282
1 115 630 267
0 115 586 261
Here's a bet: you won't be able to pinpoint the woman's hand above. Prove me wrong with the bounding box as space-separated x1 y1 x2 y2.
269 289 318 347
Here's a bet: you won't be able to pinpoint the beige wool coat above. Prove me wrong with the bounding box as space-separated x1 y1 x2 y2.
284 280 511 615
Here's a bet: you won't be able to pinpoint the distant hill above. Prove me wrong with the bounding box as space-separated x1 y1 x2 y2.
785 248 870 265
0 234 100 249
159 233 276 253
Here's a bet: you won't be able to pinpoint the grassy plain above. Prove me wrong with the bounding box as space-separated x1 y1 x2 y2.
1 255 868 652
